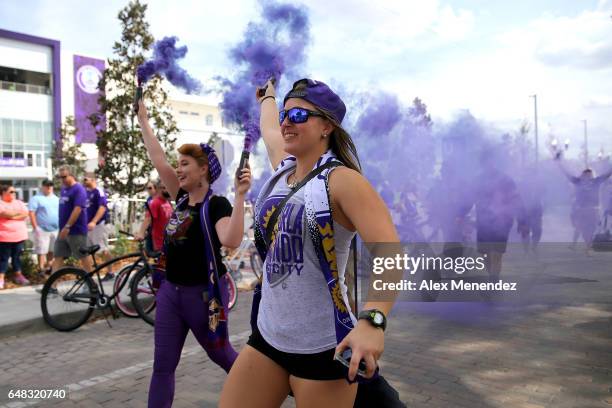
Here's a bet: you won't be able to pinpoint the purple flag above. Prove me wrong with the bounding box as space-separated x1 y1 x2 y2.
73 55 105 143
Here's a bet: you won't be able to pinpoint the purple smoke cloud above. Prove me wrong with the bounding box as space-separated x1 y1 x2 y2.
216 0 311 144
137 36 202 94
355 93 402 137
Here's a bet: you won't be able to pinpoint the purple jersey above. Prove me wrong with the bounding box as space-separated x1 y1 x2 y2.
86 187 108 224
570 175 608 208
59 183 88 235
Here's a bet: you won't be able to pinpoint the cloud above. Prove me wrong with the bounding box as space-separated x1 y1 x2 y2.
500 9 612 71
307 0 474 57
597 0 612 9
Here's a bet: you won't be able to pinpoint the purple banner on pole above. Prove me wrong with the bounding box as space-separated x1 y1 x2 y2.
73 55 105 143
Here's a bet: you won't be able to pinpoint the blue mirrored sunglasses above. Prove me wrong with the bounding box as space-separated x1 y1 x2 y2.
279 107 325 125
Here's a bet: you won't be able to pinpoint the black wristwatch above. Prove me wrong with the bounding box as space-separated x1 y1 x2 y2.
358 309 387 331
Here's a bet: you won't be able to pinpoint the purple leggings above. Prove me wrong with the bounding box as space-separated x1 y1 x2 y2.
148 280 238 408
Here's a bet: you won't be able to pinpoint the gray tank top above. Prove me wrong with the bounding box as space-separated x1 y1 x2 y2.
257 169 356 353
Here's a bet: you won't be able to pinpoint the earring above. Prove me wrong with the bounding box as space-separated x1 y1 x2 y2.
198 181 203 187
322 134 328 138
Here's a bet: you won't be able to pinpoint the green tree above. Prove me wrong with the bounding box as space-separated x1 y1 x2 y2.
52 115 87 179
90 0 177 198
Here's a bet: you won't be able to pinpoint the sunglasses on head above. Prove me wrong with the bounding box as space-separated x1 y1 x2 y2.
279 107 324 125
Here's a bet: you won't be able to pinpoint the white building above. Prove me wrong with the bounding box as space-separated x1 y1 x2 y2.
0 29 59 201
167 92 243 177
0 28 245 201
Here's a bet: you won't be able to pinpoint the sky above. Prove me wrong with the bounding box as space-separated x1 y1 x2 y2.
1 0 611 158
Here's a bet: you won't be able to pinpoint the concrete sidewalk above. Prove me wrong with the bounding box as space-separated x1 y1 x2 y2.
0 273 259 339
0 282 115 338
0 284 53 337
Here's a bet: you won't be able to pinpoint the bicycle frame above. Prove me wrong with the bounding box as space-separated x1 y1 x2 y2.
76 250 151 304
223 234 257 272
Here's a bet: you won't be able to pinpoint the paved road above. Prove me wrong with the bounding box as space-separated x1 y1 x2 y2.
1 246 611 407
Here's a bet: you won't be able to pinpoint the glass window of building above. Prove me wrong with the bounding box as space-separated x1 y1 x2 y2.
0 118 52 168
206 114 213 126
0 66 52 95
25 121 42 145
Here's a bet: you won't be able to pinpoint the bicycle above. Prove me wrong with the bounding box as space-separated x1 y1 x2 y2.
40 231 158 331
221 231 264 309
129 231 264 326
129 258 239 327
113 232 160 318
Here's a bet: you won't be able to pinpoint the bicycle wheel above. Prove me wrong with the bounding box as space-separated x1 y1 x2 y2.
130 266 157 326
249 252 263 281
113 261 144 318
223 273 237 310
40 267 97 331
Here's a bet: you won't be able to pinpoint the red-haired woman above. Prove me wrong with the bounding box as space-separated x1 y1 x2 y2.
137 100 251 408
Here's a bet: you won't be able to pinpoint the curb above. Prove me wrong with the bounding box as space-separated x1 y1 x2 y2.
0 306 130 340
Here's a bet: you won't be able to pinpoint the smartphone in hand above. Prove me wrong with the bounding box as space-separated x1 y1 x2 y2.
334 348 367 377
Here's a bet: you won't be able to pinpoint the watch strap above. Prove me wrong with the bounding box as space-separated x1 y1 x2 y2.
358 309 387 331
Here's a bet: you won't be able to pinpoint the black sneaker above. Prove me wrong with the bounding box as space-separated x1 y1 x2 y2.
101 273 115 282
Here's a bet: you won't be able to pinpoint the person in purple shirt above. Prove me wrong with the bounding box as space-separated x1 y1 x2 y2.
52 165 92 274
83 173 113 280
556 156 612 252
473 151 522 280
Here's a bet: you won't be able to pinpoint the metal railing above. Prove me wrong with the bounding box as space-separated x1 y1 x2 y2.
0 80 51 95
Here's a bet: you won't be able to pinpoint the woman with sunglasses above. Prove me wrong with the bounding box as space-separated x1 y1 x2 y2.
137 100 251 408
0 185 30 289
220 79 400 407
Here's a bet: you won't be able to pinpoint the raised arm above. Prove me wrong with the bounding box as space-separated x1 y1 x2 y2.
596 166 612 182
137 100 180 199
256 80 286 170
554 155 576 181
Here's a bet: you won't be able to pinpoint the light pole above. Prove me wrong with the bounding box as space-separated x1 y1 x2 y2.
530 95 539 163
582 119 588 167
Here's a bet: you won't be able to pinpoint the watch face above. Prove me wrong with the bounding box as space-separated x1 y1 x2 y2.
373 313 384 325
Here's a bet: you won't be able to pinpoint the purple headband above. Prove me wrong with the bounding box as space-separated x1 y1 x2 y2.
199 143 222 184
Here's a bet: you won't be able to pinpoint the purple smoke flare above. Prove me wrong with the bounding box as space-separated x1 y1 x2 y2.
137 36 202 94
215 0 311 144
243 120 257 152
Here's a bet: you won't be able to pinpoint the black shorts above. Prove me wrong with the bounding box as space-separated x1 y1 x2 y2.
247 328 347 380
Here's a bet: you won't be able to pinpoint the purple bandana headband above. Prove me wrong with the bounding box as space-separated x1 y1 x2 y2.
199 143 222 184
